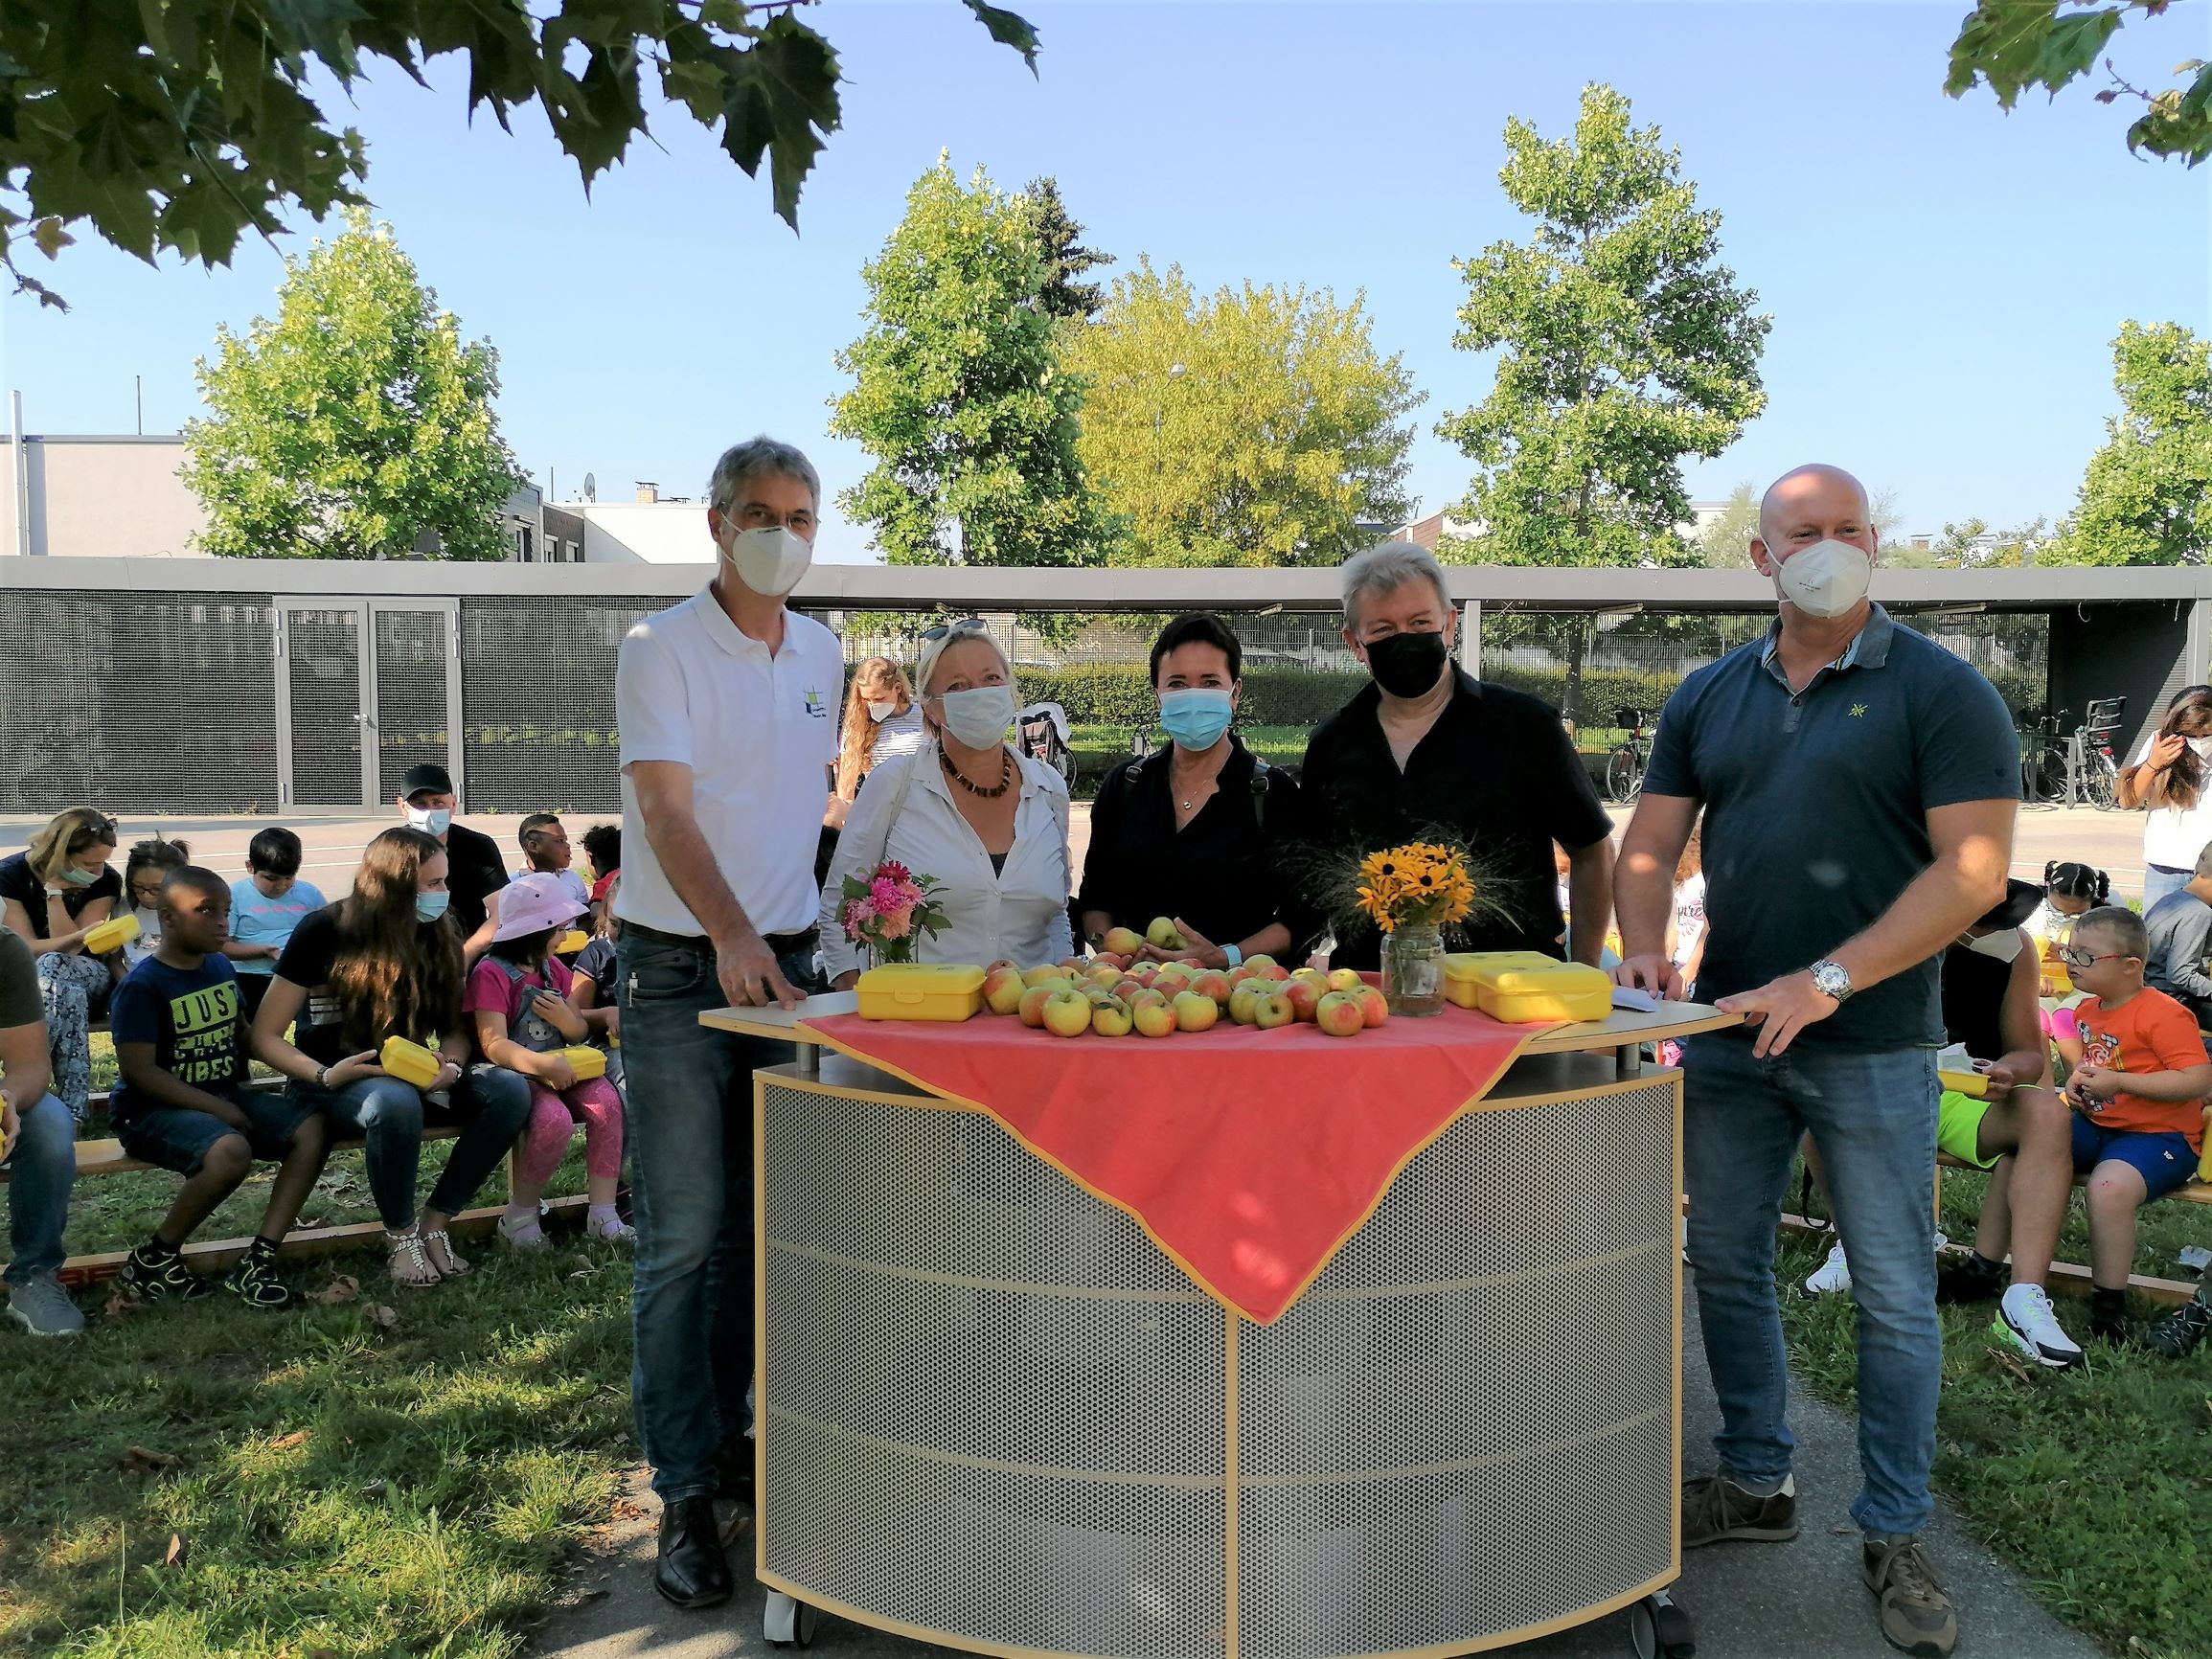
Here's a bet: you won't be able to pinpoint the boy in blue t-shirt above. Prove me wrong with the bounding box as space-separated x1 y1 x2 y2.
111 867 331 1307
225 827 328 1021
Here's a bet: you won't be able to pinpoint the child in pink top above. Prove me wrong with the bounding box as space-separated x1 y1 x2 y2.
465 873 629 1244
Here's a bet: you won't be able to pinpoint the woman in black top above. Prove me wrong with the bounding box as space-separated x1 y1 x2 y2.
1077 615 1317 970
0 807 125 1121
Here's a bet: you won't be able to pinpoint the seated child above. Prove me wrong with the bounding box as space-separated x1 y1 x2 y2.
2059 904 2212 1342
567 874 621 1085
466 873 629 1246
516 814 590 910
226 828 328 1020
2142 843 2212 1026
2 927 84 1336
581 825 622 916
110 867 331 1307
120 837 192 970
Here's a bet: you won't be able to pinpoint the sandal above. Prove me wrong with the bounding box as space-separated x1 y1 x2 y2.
386 1226 442 1288
587 1210 636 1243
498 1211 548 1251
421 1228 473 1279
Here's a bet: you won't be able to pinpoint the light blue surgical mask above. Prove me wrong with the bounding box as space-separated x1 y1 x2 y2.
415 891 452 923
937 684 1016 750
1159 688 1234 751
59 866 100 888
405 805 452 836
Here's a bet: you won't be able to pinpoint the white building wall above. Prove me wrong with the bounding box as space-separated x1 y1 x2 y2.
574 501 718 563
0 435 206 557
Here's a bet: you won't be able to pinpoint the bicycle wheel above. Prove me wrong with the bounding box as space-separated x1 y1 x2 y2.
2085 752 2120 811
2023 745 2069 806
1607 747 1642 805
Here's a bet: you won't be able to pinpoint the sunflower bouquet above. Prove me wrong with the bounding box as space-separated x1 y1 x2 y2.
1357 841 1478 935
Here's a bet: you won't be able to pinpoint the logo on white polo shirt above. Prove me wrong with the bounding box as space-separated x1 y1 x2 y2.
804 687 828 717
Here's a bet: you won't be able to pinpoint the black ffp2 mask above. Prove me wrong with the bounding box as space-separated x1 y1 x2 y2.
1364 630 1449 699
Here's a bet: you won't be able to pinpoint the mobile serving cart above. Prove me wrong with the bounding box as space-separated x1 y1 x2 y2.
702 993 1736 1659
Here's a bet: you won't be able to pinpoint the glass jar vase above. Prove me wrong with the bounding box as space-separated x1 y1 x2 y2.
1380 921 1447 1016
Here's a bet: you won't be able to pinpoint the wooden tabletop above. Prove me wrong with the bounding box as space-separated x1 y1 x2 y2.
701 992 1741 1052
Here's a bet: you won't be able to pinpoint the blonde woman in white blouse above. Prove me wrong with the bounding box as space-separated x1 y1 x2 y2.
821 621 1073 987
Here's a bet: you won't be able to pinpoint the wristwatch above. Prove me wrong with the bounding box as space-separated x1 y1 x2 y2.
1808 959 1854 1004
1222 943 1243 970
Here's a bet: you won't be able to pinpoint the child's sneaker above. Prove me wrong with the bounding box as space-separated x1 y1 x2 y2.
1992 1284 2083 1370
2144 1286 2212 1359
223 1240 291 1309
117 1241 215 1302
1802 1241 1851 1297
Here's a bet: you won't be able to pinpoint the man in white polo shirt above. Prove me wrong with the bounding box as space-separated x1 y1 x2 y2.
614 435 841 1610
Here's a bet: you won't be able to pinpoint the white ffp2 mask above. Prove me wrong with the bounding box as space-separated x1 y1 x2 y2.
1965 928 2025 963
937 685 1016 749
1774 538 1873 619
724 525 812 597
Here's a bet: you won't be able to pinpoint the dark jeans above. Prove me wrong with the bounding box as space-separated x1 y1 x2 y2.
1682 1033 1942 1536
3 1092 75 1284
620 928 826 1503
291 1063 534 1228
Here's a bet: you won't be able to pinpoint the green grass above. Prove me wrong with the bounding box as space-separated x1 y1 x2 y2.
1777 1164 2212 1659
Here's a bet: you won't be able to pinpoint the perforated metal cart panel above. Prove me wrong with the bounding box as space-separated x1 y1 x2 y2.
758 1071 1679 1659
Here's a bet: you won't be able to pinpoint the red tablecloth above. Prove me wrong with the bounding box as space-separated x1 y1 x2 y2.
796 1004 1544 1324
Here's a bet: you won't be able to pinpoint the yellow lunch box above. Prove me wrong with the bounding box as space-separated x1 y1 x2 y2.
1449 953 1613 1024
856 963 986 1022
379 1035 445 1089
81 913 141 956
1442 951 1562 1011
560 1045 607 1081
557 929 592 956
1938 1068 1989 1099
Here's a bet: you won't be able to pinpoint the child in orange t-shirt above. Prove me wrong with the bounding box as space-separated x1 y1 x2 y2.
2060 905 2212 1340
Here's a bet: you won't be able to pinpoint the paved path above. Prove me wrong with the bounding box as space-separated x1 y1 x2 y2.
0 804 2160 907
529 1299 2100 1659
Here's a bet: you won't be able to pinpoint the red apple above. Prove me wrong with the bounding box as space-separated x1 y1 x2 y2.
1281 979 1323 1022
1017 985 1060 1028
1024 964 1070 989
1042 989 1093 1037
1133 999 1176 1038
1091 999 1133 1037
1355 986 1389 1028
1315 990 1365 1036
983 966 1026 1015
1229 982 1266 1025
1103 926 1147 958
1252 989 1295 1030
1327 967 1365 993
1189 969 1233 1005
1125 987 1170 1014
1251 963 1290 983
1173 990 1220 1033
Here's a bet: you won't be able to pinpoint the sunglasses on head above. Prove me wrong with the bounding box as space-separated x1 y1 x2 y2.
920 617 988 644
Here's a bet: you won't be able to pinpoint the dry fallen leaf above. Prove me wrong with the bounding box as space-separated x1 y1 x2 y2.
364 1303 399 1329
307 1274 360 1307
101 1285 144 1322
116 1446 182 1475
611 1497 648 1522
269 1430 310 1451
1989 1346 2035 1384
162 1533 188 1569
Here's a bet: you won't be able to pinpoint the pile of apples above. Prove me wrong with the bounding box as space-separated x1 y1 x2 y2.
980 920 1388 1040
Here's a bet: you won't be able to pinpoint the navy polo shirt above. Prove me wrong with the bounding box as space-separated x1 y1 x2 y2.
1641 604 2017 1049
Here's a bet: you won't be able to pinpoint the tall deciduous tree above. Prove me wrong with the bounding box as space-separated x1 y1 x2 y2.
181 211 522 561
2044 321 2212 565
831 157 1103 568
1437 83 1768 719
1697 482 1760 567
1947 1 2212 166
1064 258 1424 567
0 0 1038 308
1023 176 1112 322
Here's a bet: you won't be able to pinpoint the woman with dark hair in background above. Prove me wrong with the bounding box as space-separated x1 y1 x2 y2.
2118 685 2212 910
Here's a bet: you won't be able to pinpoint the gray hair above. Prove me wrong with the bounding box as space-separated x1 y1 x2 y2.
707 436 821 511
1340 540 1451 627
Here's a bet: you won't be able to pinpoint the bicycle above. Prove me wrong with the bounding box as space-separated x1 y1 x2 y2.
2017 711 2069 807
2077 696 2126 811
1607 706 1651 805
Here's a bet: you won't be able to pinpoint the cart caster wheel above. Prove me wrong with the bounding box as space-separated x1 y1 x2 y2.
764 1589 816 1648
1629 1591 1694 1658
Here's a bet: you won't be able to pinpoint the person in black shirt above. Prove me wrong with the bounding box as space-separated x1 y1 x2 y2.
1296 543 1615 972
0 807 127 1120
394 761 509 965
1078 615 1319 969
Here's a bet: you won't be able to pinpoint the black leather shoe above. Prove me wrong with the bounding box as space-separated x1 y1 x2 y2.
654 1494 733 1609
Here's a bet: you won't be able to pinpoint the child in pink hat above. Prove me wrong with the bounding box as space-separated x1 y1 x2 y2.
466 872 629 1244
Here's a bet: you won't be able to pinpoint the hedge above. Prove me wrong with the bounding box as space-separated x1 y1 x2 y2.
1013 656 2044 730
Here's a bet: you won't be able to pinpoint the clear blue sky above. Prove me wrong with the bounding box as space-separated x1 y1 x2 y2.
4 1 2207 559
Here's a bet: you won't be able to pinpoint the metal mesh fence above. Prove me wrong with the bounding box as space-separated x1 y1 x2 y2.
0 590 281 812
457 594 653 812
374 608 451 805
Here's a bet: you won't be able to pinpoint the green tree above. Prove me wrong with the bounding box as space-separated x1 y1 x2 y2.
1885 515 2051 569
2045 320 2212 564
1064 258 1424 567
1947 1 2212 166
181 211 522 561
1023 176 1112 323
1436 83 1768 720
0 0 1038 309
1697 482 1760 567
831 156 1103 569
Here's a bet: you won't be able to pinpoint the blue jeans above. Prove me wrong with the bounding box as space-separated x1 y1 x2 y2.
2141 864 2192 913
293 1064 534 1228
4 1093 75 1284
620 930 825 1503
1681 1033 1941 1537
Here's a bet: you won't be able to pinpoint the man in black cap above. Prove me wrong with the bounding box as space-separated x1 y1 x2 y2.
395 762 508 963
